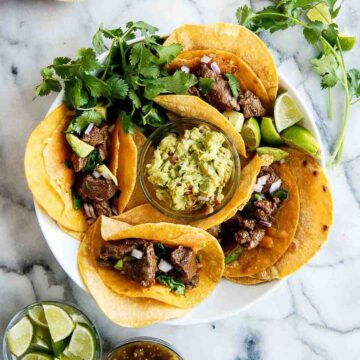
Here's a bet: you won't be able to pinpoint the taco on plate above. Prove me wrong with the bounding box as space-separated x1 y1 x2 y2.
25 104 138 233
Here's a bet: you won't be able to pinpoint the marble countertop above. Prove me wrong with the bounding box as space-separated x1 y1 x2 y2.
1 0 360 359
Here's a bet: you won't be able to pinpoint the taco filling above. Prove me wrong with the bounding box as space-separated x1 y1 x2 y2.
183 61 266 118
208 165 288 263
66 115 119 221
97 239 201 295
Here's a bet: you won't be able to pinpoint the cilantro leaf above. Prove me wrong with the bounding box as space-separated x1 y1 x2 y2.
81 74 110 98
127 21 158 36
141 103 166 127
66 109 104 134
77 48 102 73
72 189 83 210
236 5 256 28
34 78 61 97
347 69 360 100
154 43 183 64
120 111 134 134
311 52 338 76
225 73 240 98
198 77 215 96
140 64 160 79
129 89 142 109
92 29 107 54
321 73 338 88
303 21 324 44
107 76 129 99
83 149 103 172
156 275 186 296
224 247 243 264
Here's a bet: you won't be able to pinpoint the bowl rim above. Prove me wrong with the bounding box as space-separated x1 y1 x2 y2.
137 117 241 221
33 32 326 326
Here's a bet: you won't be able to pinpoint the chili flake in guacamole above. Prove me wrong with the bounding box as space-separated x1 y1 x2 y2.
146 124 234 212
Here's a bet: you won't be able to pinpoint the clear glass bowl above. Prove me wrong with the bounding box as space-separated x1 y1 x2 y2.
138 118 241 221
105 337 183 360
3 300 102 360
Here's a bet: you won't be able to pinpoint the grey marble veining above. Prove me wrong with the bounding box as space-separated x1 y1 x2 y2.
1 0 360 359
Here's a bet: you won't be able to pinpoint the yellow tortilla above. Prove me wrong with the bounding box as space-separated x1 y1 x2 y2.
164 23 278 104
114 155 262 230
169 49 271 111
78 219 187 327
124 129 147 211
224 163 300 277
225 276 268 285
95 217 224 309
154 95 246 157
249 148 333 280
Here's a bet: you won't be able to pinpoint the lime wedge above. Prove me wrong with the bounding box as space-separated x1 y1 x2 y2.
29 306 48 328
241 117 261 151
21 352 54 360
30 325 52 352
260 117 283 146
61 348 83 360
52 338 69 357
43 305 74 343
256 147 288 162
338 33 356 51
7 316 33 357
281 125 321 159
274 93 303 132
68 324 95 360
223 110 244 132
306 3 331 24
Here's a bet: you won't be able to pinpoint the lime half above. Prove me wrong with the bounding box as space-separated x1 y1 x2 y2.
256 147 289 162
29 306 48 328
43 305 74 343
21 352 54 360
274 93 303 132
68 324 96 360
241 117 261 151
306 3 331 24
260 117 283 146
338 33 356 51
7 316 33 357
223 110 244 132
281 125 321 159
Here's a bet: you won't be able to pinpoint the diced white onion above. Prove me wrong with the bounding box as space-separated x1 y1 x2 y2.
83 203 91 218
180 65 190 73
200 55 211 64
84 123 94 135
257 175 270 186
88 204 96 218
198 196 209 202
108 124 115 133
210 61 221 74
158 259 173 273
92 171 101 179
131 249 144 259
269 179 282 193
253 184 263 193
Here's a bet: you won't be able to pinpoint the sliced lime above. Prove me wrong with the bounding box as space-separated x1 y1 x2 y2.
306 3 331 24
7 316 33 357
30 325 52 352
274 93 303 132
260 117 283 146
29 306 48 328
68 324 96 360
21 352 54 360
223 110 244 132
61 348 83 360
281 125 321 160
43 305 74 343
256 147 288 162
52 338 69 357
241 117 261 151
338 33 356 51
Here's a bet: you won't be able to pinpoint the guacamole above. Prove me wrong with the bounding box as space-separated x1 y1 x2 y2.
146 124 234 212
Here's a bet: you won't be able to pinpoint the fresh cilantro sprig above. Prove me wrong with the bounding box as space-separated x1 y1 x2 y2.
35 21 198 132
236 1 360 166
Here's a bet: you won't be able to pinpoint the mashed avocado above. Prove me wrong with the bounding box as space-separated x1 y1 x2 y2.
146 124 234 212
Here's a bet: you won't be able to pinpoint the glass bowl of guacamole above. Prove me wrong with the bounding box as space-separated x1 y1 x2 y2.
138 118 240 220
105 337 183 360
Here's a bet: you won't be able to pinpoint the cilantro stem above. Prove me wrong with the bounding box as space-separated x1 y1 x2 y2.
351 98 360 105
101 39 115 80
327 88 333 119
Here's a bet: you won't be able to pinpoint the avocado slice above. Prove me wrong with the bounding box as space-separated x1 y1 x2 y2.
97 165 118 185
66 134 94 158
95 104 107 120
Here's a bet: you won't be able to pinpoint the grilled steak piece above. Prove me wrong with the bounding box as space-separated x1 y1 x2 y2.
76 173 117 202
81 125 109 160
92 200 113 217
253 199 277 222
207 225 221 239
98 239 146 263
258 166 280 193
170 246 199 288
188 86 202 97
235 228 266 249
122 242 157 287
71 153 88 172
239 90 266 118
195 64 240 111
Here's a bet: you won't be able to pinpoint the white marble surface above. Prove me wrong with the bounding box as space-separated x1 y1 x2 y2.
1 0 360 359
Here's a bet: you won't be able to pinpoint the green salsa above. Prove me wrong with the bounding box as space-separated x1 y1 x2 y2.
108 341 181 360
146 124 234 212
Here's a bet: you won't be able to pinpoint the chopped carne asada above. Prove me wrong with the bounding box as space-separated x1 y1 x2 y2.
98 239 202 293
208 166 288 260
239 90 266 118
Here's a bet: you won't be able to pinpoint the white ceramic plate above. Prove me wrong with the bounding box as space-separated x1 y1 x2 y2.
34 40 324 325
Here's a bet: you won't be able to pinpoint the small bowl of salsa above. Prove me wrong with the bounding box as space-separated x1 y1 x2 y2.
105 337 183 360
